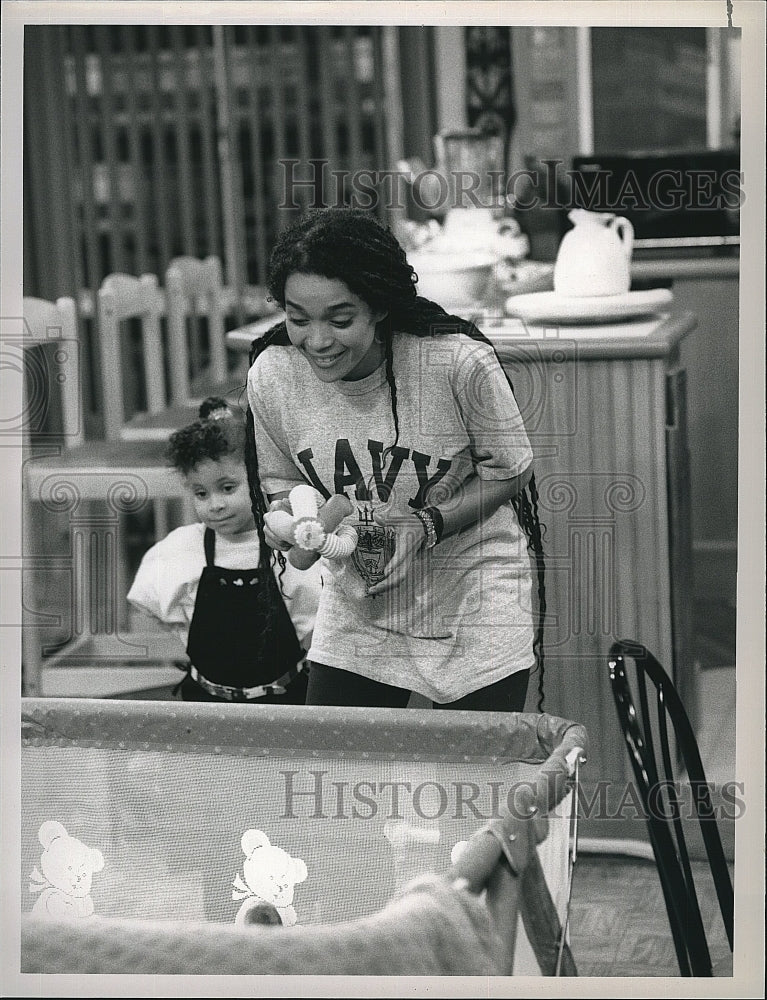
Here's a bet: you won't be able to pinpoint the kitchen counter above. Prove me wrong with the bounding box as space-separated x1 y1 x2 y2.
483 309 697 361
228 307 697 362
491 251 739 624
489 308 697 844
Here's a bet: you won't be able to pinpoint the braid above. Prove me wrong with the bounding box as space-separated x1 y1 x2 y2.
383 332 400 460
245 322 292 587
243 404 270 566
512 479 547 712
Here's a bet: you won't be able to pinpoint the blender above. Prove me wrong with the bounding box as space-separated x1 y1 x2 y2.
398 128 528 258
435 128 507 249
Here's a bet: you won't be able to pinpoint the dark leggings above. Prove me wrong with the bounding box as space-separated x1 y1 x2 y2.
306 662 530 712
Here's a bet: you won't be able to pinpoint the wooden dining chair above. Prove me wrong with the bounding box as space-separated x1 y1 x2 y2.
97 269 195 531
21 295 186 698
165 255 244 406
112 256 248 452
20 296 83 449
96 272 167 442
607 638 734 976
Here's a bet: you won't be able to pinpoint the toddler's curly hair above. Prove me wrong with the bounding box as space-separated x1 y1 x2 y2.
166 396 246 476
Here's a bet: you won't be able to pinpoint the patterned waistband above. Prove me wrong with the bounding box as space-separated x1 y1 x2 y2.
189 662 304 701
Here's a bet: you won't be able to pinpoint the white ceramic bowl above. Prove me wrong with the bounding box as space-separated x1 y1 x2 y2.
408 251 495 309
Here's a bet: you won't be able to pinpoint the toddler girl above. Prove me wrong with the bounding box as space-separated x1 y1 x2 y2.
128 397 322 702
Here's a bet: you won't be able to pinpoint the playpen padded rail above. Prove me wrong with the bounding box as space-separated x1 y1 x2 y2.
19 698 586 977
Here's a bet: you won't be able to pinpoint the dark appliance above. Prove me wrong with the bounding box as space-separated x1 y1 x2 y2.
570 149 741 251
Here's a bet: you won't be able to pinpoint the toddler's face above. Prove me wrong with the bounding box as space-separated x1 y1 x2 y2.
284 273 387 383
186 455 255 536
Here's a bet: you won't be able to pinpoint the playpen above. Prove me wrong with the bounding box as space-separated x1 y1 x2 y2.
20 698 586 978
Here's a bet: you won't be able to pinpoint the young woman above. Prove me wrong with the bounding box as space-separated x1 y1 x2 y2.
245 208 546 712
127 397 322 703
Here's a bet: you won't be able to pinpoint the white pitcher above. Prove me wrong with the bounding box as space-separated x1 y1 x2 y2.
553 209 635 297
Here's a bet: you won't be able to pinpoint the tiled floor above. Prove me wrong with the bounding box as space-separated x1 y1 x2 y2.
568 854 733 977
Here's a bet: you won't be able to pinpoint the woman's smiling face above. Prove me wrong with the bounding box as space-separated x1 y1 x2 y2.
284 273 387 382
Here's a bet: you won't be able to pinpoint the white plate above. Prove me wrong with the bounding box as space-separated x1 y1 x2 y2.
436 302 488 318
504 288 674 324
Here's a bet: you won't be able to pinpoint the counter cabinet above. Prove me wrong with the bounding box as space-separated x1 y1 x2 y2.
489 311 696 842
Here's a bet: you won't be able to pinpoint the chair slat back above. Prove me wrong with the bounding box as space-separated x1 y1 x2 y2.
22 296 83 448
97 273 165 440
165 255 227 404
608 639 734 975
636 667 662 786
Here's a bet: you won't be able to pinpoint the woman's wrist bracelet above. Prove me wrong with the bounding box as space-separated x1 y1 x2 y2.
413 507 444 549
413 509 436 548
426 506 444 544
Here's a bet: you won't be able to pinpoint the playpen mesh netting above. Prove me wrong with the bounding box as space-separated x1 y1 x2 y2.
20 699 587 977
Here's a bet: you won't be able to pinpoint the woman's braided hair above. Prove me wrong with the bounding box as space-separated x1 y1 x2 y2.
246 207 548 710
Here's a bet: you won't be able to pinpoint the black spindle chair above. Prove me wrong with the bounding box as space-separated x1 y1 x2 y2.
607 638 734 976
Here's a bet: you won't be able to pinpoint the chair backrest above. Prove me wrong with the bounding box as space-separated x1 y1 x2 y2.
22 296 84 449
607 638 734 976
165 255 227 404
97 273 165 441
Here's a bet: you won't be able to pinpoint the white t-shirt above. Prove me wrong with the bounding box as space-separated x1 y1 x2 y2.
247 331 535 702
127 522 323 655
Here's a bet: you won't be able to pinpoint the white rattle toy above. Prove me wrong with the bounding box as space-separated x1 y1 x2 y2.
264 484 358 569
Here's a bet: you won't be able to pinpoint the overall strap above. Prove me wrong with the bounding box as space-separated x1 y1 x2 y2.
203 527 216 566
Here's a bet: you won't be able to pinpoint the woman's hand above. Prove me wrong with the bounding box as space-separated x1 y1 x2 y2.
362 468 534 596
264 496 293 551
365 507 427 597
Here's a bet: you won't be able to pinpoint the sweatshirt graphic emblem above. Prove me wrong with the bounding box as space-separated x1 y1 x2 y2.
351 504 396 588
